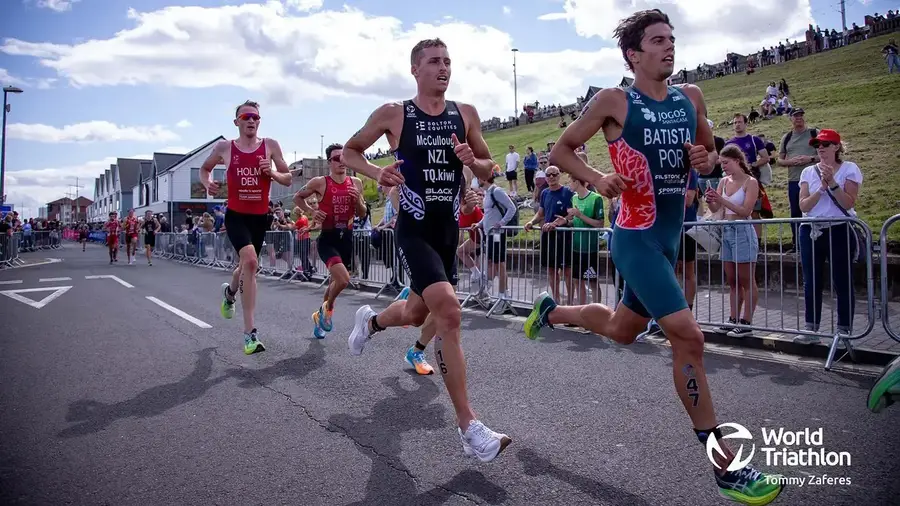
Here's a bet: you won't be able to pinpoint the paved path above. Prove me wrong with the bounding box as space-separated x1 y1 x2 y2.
1 244 898 506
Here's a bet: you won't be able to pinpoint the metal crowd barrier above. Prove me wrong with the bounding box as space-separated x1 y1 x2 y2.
881 214 900 344
60 214 896 372
0 232 24 268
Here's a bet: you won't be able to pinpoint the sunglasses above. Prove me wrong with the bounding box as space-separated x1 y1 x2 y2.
545 172 560 177
814 141 834 148
329 156 341 163
238 113 260 121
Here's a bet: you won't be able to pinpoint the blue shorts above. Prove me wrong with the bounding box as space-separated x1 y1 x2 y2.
610 228 687 320
721 224 758 263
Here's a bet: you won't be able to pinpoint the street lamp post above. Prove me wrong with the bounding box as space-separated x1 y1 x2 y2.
511 48 519 121
1 86 24 205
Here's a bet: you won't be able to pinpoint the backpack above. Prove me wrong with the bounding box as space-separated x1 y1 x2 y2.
781 128 817 154
488 186 519 227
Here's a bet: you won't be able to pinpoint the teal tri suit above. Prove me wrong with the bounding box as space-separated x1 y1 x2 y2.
609 85 697 320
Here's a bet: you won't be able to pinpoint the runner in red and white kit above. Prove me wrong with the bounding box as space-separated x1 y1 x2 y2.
200 100 293 355
123 209 140 264
292 143 367 339
104 211 121 264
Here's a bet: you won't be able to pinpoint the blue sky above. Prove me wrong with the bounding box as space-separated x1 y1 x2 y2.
0 0 894 218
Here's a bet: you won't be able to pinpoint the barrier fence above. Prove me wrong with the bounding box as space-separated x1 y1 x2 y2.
0 231 63 268
55 214 900 370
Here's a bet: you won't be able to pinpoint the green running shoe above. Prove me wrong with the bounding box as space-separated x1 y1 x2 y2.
715 465 784 505
868 355 900 413
243 329 265 355
221 282 235 319
524 291 557 340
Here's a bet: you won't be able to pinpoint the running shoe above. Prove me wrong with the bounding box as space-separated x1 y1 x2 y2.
220 282 235 320
715 465 784 505
348 305 377 356
458 420 512 463
868 355 900 413
243 329 265 355
524 291 557 340
395 286 410 301
313 325 326 339
405 346 434 375
315 301 334 332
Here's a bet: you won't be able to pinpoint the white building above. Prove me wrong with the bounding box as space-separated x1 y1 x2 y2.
88 158 145 222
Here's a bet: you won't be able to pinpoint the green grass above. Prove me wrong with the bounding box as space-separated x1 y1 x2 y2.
365 33 900 244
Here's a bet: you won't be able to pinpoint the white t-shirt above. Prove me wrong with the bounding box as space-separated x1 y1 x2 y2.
505 152 520 173
766 85 778 97
799 161 863 218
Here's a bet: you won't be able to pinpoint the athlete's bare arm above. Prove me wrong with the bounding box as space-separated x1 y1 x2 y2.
292 176 325 214
679 84 718 174
458 103 495 180
551 89 624 186
344 103 403 181
265 138 293 186
351 177 368 217
200 141 228 191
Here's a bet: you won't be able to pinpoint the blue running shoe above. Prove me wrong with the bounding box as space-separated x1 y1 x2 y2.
313 325 326 339
395 286 410 301
715 465 784 505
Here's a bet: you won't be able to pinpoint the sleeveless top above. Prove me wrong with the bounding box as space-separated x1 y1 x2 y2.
608 85 697 244
124 216 139 235
226 139 271 215
722 179 748 216
143 218 157 235
394 99 467 233
319 175 356 230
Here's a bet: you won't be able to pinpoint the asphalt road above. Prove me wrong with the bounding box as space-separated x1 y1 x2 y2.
1 244 898 506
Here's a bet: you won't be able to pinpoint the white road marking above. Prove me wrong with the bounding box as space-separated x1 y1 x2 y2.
1 258 62 269
39 277 72 282
0 280 23 285
146 296 212 329
85 275 134 288
0 286 72 309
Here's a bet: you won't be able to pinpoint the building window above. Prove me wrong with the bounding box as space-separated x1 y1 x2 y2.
152 179 158 203
190 168 207 199
213 168 227 199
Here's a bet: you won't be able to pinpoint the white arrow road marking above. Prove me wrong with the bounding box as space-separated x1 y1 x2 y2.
85 275 134 288
0 280 23 285
40 277 72 282
0 286 72 309
146 296 212 329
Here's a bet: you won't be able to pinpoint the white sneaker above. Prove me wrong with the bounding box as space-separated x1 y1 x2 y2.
348 305 377 356
458 420 512 463
792 334 821 345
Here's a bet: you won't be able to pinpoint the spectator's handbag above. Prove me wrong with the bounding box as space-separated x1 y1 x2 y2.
814 166 866 263
686 207 724 255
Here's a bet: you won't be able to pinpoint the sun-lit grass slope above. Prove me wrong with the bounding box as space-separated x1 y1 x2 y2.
364 34 899 240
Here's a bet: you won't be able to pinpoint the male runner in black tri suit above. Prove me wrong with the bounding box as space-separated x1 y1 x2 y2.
142 210 160 266
342 38 511 463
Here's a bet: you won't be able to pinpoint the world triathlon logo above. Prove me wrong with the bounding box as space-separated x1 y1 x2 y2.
706 422 755 472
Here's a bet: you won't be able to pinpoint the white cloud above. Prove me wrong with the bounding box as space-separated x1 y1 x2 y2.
4 156 122 219
538 1 814 65
0 67 56 89
1 1 813 124
502 6 511 15
32 0 80 12
158 146 191 154
283 0 323 11
175 119 192 128
6 120 180 143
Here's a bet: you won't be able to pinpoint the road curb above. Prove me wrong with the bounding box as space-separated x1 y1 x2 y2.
700 330 898 367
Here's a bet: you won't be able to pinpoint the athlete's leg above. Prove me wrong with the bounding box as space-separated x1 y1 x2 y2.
544 298 649 344
405 312 436 376
236 244 259 333
325 261 351 310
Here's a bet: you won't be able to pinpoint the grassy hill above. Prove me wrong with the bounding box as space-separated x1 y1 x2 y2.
366 33 900 242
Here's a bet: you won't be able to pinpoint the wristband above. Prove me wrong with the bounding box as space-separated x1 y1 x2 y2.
830 184 840 192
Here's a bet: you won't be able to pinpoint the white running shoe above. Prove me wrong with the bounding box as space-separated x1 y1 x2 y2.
348 305 377 356
458 420 512 463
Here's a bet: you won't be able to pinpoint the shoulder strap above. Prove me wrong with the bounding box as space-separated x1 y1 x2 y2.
813 164 851 217
782 131 792 152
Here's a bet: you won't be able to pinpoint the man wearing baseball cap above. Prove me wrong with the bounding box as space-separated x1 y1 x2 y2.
776 108 819 252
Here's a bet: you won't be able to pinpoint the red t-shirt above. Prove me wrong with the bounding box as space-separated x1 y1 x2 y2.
295 215 310 240
458 207 483 242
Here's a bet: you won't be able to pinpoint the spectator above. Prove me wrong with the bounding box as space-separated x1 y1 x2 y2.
531 155 549 211
457 188 485 294
477 171 517 300
726 113 770 242
567 175 604 305
524 165 574 304
777 108 819 252
883 38 899 74
679 168 701 313
291 205 315 278
699 119 725 193
523 146 538 194
705 145 760 338
505 144 520 196
794 129 862 345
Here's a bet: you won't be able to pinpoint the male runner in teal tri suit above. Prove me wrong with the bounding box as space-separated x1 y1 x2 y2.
525 10 783 505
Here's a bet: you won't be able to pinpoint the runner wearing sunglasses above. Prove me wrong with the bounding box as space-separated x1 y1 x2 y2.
201 100 293 355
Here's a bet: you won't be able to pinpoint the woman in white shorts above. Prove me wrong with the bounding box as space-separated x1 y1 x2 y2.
705 144 760 338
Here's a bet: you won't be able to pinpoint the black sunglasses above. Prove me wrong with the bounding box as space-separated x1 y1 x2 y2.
813 141 834 148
